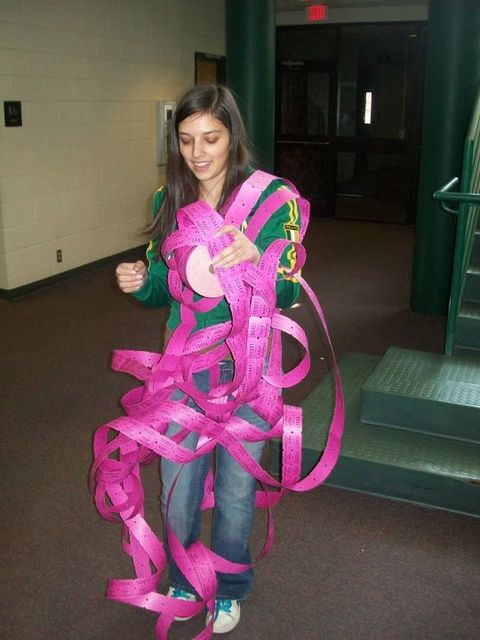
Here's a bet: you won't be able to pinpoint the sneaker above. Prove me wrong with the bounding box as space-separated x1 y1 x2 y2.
167 586 196 621
206 599 241 634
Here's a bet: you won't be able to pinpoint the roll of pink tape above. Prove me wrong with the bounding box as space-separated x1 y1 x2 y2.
184 245 223 298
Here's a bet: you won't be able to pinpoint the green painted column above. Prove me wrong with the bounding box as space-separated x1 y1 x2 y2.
411 0 480 314
225 0 275 171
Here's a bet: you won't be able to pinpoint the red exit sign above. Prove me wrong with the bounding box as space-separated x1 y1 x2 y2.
307 3 328 22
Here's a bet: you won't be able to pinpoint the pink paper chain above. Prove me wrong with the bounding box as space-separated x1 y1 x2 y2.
90 171 345 639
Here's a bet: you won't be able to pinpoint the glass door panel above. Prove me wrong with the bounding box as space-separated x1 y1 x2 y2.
307 71 329 136
279 62 331 138
337 24 419 140
276 61 336 216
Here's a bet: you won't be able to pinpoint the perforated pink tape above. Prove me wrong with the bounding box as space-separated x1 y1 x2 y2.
90 171 345 639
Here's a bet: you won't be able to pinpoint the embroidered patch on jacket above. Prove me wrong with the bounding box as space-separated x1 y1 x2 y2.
281 200 301 281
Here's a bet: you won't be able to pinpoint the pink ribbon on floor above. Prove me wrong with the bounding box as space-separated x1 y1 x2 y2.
90 170 345 639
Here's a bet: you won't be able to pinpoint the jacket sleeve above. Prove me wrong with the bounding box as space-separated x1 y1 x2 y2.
130 187 172 309
255 194 302 309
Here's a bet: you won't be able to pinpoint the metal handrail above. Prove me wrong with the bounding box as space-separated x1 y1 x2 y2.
433 176 480 214
433 88 480 355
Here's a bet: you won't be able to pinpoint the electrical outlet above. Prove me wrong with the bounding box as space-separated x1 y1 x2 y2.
56 249 63 263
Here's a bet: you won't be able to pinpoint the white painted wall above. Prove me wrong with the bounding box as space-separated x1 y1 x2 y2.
0 0 225 290
277 3 429 25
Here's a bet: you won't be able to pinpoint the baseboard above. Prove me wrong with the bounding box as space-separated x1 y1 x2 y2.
0 245 146 300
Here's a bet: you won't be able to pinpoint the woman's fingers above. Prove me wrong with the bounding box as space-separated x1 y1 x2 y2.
212 226 260 268
115 261 147 293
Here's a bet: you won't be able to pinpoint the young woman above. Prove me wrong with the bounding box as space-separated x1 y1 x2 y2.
115 84 302 634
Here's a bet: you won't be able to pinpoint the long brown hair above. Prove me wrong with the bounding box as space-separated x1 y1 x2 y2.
149 84 252 250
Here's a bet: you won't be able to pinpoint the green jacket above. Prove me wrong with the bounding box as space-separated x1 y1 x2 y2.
132 178 301 333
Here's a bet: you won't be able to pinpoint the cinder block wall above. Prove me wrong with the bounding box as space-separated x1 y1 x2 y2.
0 0 225 290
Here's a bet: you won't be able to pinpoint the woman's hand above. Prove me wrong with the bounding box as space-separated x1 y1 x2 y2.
115 260 147 294
212 225 260 269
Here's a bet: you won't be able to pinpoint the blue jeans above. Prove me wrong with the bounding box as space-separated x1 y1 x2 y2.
160 360 269 600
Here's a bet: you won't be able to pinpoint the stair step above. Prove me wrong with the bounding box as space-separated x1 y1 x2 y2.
360 347 480 443
456 301 480 349
459 300 480 320
271 353 480 517
468 261 480 275
473 230 480 261
465 261 480 302
454 345 480 357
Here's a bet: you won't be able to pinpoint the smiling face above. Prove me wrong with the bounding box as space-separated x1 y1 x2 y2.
177 111 231 203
